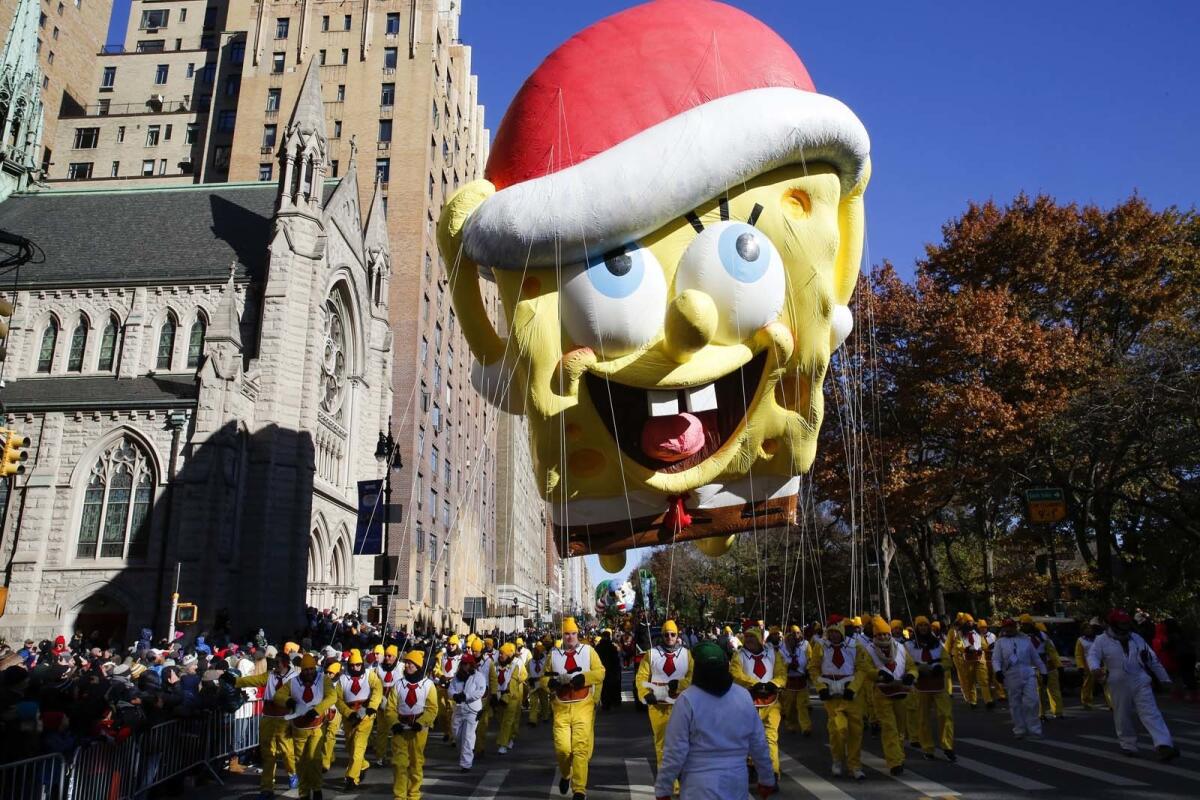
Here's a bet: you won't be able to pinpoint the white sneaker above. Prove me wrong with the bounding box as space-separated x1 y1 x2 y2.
831 762 844 777
852 768 866 781
506 740 515 750
498 746 509 755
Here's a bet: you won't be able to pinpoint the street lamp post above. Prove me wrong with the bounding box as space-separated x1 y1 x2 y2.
374 420 402 633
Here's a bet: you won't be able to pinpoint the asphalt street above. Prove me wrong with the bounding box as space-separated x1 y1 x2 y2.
198 668 1200 799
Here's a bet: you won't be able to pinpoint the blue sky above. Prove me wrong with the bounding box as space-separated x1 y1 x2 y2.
108 1 1200 588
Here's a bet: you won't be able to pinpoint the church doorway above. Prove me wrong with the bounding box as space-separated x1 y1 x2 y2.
73 592 129 648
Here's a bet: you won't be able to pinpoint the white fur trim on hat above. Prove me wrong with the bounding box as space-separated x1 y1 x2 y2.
464 87 869 270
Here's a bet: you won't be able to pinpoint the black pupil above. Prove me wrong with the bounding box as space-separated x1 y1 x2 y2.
736 232 761 262
605 253 634 276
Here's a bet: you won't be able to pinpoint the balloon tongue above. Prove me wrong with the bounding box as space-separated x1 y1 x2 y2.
640 412 705 462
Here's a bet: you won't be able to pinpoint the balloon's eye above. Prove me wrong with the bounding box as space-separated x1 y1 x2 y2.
561 244 667 357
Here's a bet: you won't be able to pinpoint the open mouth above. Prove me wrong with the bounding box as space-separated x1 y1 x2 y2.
585 351 767 474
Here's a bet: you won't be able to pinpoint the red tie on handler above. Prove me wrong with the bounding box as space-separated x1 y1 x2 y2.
904 616 956 762
234 650 299 798
543 617 606 800
386 651 440 800
859 617 915 776
333 650 383 791
272 654 337 800
779 625 813 736
809 619 866 780
372 645 403 764
635 619 694 769
489 642 528 754
729 626 787 782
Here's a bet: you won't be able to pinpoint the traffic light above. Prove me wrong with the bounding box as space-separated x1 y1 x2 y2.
0 297 13 363
1 429 29 476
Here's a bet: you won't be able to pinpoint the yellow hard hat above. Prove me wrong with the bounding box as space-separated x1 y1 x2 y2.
722 626 732 634
977 619 989 629
850 616 863 627
515 637 525 647
284 641 300 655
373 644 384 656
962 614 975 624
300 653 317 669
743 627 763 642
533 642 545 653
448 635 460 645
484 638 495 647
1019 613 1034 625
931 620 942 631
470 639 483 654
789 625 801 634
385 645 399 658
890 619 903 629
562 617 580 634
327 662 342 675
871 617 892 636
348 649 364 665
662 620 679 634
768 625 781 634
405 650 425 668
914 615 930 626
500 643 516 658
1035 622 1047 633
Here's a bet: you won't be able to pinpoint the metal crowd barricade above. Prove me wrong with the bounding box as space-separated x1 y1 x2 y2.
0 752 67 800
206 697 263 773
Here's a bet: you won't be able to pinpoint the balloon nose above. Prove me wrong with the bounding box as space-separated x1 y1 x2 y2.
663 289 717 363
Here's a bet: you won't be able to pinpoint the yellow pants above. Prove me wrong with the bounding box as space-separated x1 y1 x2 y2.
861 681 877 724
528 686 551 726
1038 670 1065 717
960 658 992 705
343 714 376 783
438 687 455 739
321 710 341 771
290 723 324 796
1080 670 1112 709
910 691 954 753
647 703 673 766
948 659 961 696
373 709 397 762
781 687 812 733
987 660 1005 700
497 695 523 748
391 728 429 800
257 715 295 791
475 702 492 754
756 703 782 776
874 691 906 769
823 696 863 771
551 698 596 795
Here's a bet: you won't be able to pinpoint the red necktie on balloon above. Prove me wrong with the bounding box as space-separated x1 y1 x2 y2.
663 651 676 676
564 649 578 672
832 645 845 669
752 654 767 679
404 681 418 708
302 682 314 703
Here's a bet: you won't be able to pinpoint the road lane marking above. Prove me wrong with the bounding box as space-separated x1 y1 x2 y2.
859 751 960 796
950 754 1053 790
470 769 509 799
1042 738 1200 779
778 752 854 800
625 758 657 799
958 738 1147 786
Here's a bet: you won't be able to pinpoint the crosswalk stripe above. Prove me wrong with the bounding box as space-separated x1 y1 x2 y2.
469 769 509 799
958 738 1147 786
1165 734 1200 747
1169 717 1200 728
1043 738 1200 779
778 753 855 800
625 758 658 799
859 751 960 796
949 754 1053 790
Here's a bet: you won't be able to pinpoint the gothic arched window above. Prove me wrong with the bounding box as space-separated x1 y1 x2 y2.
37 318 59 373
319 290 350 419
156 314 177 370
97 315 119 371
68 316 89 372
76 437 155 560
187 315 207 368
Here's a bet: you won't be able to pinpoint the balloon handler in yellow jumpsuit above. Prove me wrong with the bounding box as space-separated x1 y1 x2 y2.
636 619 694 769
490 642 528 754
904 616 956 761
543 617 606 800
273 654 337 800
387 651 440 800
858 617 914 775
809 621 865 780
525 642 552 728
234 648 299 798
333 650 383 791
730 627 786 783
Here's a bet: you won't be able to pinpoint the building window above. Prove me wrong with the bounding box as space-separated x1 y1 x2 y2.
266 88 281 111
158 158 167 175
318 48 326 66
110 160 119 177
340 48 348 65
430 445 438 475
164 124 173 141
101 65 116 88
97 316 119 371
344 14 351 30
262 124 277 148
156 314 176 369
72 127 99 149
378 119 392 142
140 8 168 29
275 17 290 38
321 15 329 31
380 83 394 106
442 499 451 528
37 319 58 372
330 159 339 177
67 316 88 371
186 62 194 77
47 51 55 65
383 47 397 69
217 110 236 132
223 75 239 96
419 336 428 362
432 100 439 127
184 123 199 144
145 125 160 146
141 159 154 176
375 158 389 183
154 64 169 84
187 317 206 367
272 52 285 73
174 38 182 51
336 84 345 102
203 5 216 29
199 62 215 83
333 120 342 139
230 39 245 64
385 12 400 35
67 162 92 179
76 438 155 560
258 163 272 181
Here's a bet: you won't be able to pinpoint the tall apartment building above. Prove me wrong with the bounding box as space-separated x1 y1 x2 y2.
495 411 549 619
0 0 112 179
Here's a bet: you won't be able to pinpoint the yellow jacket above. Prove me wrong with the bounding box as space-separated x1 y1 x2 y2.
1038 637 1063 670
1074 636 1094 666
807 640 865 695
272 675 338 718
432 650 460 684
382 680 440 728
945 628 963 662
729 645 787 691
333 669 383 718
540 644 606 696
490 658 528 705
635 646 695 702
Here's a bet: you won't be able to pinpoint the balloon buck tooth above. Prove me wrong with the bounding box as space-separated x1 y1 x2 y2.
684 382 718 413
647 389 680 417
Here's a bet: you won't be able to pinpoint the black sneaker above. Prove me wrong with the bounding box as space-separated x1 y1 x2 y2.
1157 745 1181 762
890 765 904 776
572 794 586 800
943 749 957 762
342 778 357 792
559 777 570 795
985 702 995 711
923 752 934 760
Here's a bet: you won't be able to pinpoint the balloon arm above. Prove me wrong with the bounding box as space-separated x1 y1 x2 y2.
439 180 508 366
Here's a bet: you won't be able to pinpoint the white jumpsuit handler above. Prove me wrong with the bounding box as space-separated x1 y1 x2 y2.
990 617 1046 738
448 653 490 770
1087 609 1178 760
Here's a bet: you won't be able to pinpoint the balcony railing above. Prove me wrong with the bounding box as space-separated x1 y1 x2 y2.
61 100 197 118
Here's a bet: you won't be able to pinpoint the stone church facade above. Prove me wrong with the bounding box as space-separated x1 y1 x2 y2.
0 62 393 643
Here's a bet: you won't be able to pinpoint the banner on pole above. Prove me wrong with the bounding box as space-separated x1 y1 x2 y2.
355 479 385 555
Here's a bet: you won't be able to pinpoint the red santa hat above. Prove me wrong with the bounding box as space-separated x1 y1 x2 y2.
463 0 869 270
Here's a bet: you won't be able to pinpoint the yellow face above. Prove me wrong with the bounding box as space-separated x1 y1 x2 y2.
441 161 868 554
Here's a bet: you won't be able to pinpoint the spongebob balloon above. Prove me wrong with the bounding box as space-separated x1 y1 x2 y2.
438 0 869 572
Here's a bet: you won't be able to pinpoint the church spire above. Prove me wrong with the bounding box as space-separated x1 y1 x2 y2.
277 59 327 215
207 261 243 349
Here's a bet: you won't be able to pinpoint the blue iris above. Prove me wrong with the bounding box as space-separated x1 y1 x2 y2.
584 246 644 299
717 223 769 283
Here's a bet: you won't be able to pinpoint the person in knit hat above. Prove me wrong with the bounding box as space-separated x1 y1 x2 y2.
372 644 402 767
729 626 785 782
653 642 776 799
636 619 694 770
490 642 527 755
544 617 606 800
904 616 955 762
332 649 382 791
858 616 913 775
992 617 1045 739
449 652 488 772
234 649 300 798
272 653 337 800
809 621 864 779
778 624 812 736
433 634 464 744
950 614 993 710
525 641 552 729
387 650 439 799
1075 617 1109 710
